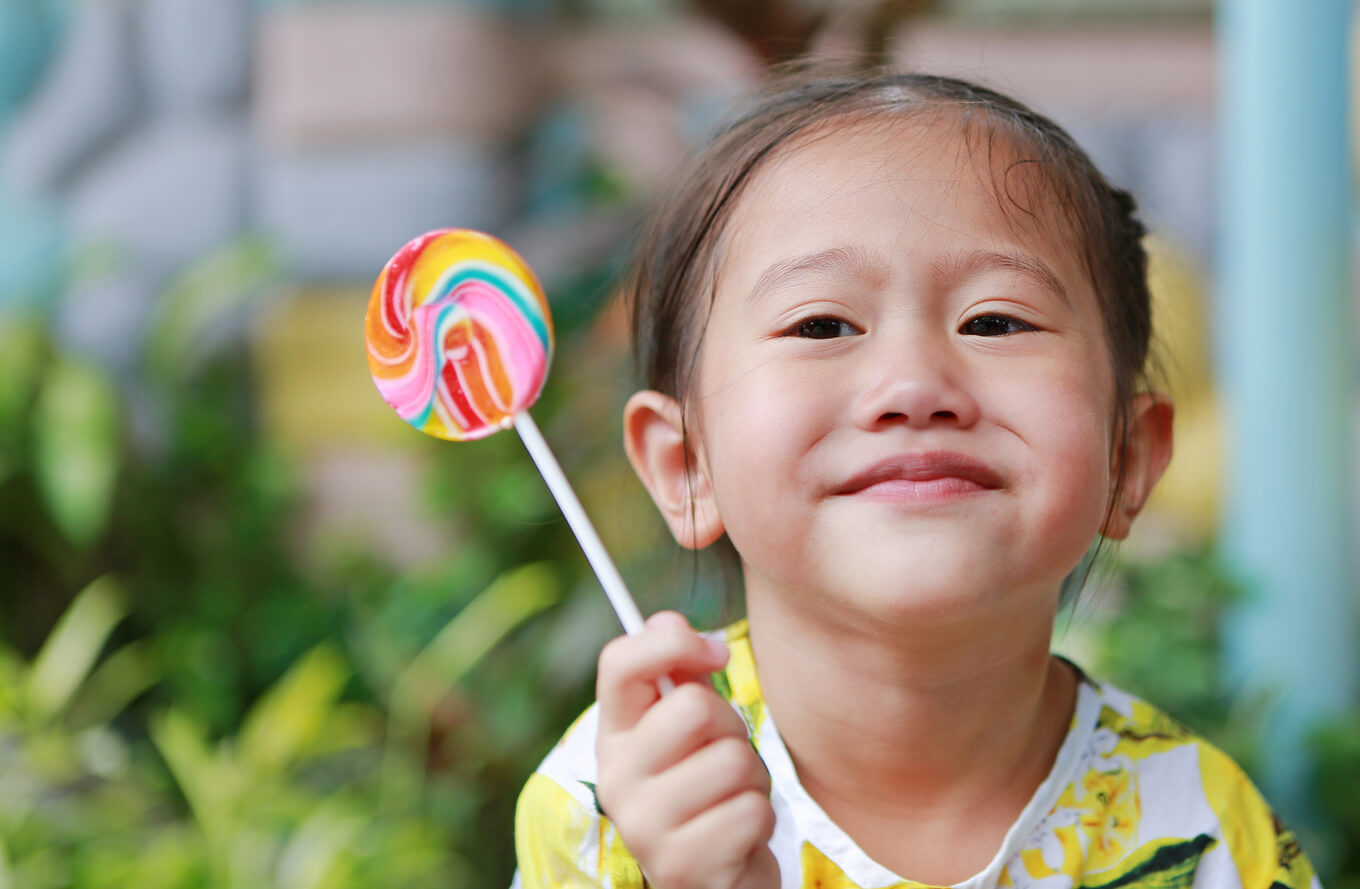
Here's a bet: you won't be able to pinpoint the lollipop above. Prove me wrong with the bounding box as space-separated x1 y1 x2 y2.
366 228 551 441
365 229 654 642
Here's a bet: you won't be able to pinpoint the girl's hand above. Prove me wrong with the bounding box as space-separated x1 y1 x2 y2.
595 611 779 889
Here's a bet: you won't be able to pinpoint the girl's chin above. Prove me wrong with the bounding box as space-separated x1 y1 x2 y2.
775 572 1055 634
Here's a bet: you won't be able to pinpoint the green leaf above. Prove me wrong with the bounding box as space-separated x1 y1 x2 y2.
0 649 25 723
390 562 561 724
0 830 12 889
25 575 125 722
32 356 120 547
129 828 207 889
143 237 277 382
150 710 238 863
275 799 364 889
0 317 44 428
66 639 159 729
380 563 561 814
239 643 349 774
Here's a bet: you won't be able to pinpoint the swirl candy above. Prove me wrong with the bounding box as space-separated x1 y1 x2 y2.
365 229 553 442
363 229 659 655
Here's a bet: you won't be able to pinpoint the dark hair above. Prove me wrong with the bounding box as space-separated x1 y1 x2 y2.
625 68 1155 607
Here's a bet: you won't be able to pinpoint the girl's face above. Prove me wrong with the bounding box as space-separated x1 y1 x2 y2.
630 117 1167 630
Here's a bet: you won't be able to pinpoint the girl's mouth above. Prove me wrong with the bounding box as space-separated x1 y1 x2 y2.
833 452 1004 500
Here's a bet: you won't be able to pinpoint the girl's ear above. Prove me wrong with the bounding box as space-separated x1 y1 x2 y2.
623 390 725 550
1103 392 1175 540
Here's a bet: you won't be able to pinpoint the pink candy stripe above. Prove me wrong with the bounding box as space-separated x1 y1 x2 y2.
373 271 549 429
377 301 440 421
457 282 548 404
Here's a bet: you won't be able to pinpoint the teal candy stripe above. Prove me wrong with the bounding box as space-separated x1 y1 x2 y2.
428 263 550 349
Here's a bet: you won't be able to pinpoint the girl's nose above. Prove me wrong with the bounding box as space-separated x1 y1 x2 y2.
850 339 981 431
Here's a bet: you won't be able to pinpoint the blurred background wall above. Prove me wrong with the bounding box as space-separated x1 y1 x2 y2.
1 0 1355 887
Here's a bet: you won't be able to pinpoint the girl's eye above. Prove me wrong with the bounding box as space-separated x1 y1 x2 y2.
790 317 861 339
961 315 1035 337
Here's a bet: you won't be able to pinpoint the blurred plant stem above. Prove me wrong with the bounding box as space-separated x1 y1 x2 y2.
380 563 560 816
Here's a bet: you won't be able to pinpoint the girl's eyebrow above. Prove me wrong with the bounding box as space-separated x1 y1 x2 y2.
748 246 1069 307
935 249 1070 306
748 245 879 304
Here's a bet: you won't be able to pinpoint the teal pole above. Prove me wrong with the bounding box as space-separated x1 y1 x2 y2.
1217 0 1356 825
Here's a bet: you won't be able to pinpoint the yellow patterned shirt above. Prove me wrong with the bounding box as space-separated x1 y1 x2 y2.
513 620 1319 889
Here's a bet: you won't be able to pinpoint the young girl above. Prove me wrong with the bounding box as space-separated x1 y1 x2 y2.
511 71 1319 889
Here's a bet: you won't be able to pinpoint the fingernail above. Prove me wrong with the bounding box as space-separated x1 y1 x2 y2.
649 610 687 629
706 637 729 661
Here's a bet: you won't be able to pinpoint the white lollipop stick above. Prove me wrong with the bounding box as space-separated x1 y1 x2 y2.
513 411 675 694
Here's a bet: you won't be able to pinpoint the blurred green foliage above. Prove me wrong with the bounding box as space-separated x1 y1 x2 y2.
0 567 561 888
0 239 633 887
1312 718 1360 889
1 238 1357 888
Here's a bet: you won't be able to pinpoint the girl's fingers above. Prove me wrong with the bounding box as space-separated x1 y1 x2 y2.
641 789 777 889
596 611 729 736
598 687 768 857
733 845 781 889
636 734 772 832
626 681 755 778
593 612 770 889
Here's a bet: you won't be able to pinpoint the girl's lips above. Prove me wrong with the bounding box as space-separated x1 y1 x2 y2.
849 476 991 502
833 452 1004 498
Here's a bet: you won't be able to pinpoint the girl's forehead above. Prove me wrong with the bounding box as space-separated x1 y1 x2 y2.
735 115 1057 228
717 115 1089 289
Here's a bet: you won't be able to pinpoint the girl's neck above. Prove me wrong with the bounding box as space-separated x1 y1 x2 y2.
744 585 1077 882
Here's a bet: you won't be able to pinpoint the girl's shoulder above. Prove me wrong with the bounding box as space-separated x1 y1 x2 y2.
1057 672 1320 889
